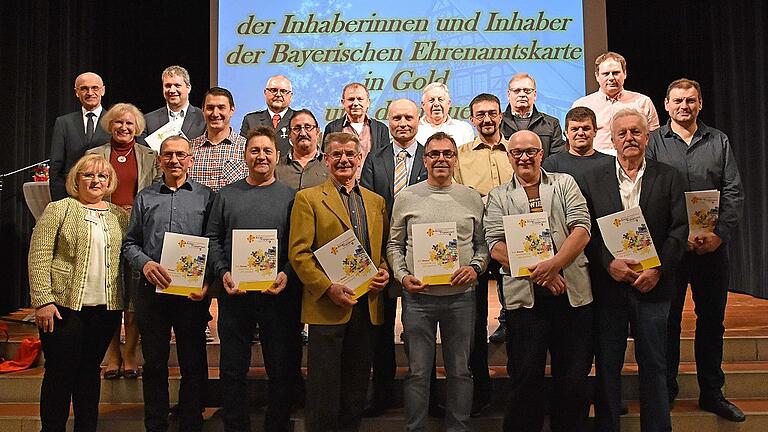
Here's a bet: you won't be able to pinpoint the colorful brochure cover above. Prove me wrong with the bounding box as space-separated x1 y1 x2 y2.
158 232 209 296
232 229 278 291
685 190 720 236
596 206 661 271
144 119 186 152
503 212 554 277
412 222 459 285
313 229 376 299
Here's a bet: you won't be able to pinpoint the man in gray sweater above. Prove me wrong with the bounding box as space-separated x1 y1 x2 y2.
387 131 489 432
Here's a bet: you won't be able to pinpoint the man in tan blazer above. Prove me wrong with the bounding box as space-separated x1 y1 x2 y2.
289 131 390 432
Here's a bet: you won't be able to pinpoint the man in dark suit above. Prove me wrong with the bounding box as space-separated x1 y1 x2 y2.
578 108 688 432
324 82 389 179
49 71 111 200
239 75 295 157
360 99 427 417
143 65 206 141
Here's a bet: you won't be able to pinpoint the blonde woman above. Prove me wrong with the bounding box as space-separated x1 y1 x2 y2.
29 154 129 432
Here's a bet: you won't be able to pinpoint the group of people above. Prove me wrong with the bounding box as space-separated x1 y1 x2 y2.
29 50 743 432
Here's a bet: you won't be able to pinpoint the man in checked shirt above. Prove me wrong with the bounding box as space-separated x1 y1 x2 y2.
189 87 249 193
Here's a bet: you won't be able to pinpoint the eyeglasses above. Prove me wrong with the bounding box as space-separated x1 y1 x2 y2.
160 151 191 161
472 111 500 121
508 148 542 159
290 124 317 133
328 151 359 161
77 85 102 93
425 150 456 159
80 173 110 182
265 88 292 96
509 88 535 95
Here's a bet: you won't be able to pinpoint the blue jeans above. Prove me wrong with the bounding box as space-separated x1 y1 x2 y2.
402 291 475 432
595 290 671 432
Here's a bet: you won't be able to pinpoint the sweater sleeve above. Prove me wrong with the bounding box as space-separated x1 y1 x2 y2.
28 201 67 308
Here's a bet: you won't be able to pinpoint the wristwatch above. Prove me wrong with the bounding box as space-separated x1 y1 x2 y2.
470 264 483 275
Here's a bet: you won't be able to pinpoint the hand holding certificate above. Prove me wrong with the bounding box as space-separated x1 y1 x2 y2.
502 212 554 277
313 229 378 301
596 207 661 272
685 190 720 237
158 232 209 296
412 222 460 286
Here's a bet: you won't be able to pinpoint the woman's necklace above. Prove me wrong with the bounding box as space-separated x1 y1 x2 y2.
115 146 134 163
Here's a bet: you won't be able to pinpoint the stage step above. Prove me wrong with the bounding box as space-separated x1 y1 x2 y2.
1 400 767 432
2 335 767 368
2 362 767 405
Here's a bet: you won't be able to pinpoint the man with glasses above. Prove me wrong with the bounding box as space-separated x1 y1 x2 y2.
324 82 390 179
500 73 565 158
123 135 215 432
388 131 489 431
206 126 302 432
50 72 111 200
144 65 206 139
289 132 390 432
453 93 513 415
484 130 593 432
276 109 328 190
240 75 295 156
360 99 428 417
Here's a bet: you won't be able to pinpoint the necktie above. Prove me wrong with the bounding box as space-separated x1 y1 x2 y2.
394 149 409 195
272 113 281 128
85 112 95 143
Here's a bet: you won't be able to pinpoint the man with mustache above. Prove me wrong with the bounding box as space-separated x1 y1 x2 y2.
323 82 390 179
143 65 206 140
206 126 302 432
500 73 564 158
453 93 513 415
123 135 215 432
188 87 248 193
360 99 428 417
388 131 488 432
289 132 390 432
414 83 474 147
578 109 687 432
49 71 111 200
647 79 745 422
484 130 593 432
239 75 295 157
276 109 328 190
572 52 659 155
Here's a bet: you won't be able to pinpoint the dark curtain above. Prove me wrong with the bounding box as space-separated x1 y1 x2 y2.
606 0 768 298
1 1 765 313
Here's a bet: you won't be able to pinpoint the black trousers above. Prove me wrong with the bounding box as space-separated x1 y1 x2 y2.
134 282 211 432
218 284 303 432
503 294 594 432
667 247 729 400
305 299 376 432
369 294 397 404
39 305 121 432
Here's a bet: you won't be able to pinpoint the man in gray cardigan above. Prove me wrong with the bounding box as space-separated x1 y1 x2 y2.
484 130 593 432
387 131 489 432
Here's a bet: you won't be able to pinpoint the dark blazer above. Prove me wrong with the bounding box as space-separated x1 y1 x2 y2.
360 142 428 219
49 110 111 201
323 115 390 153
143 105 206 140
239 108 295 156
578 157 688 304
500 104 565 158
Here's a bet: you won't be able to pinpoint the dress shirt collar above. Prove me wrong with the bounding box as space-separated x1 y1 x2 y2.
168 103 190 119
392 140 418 158
82 105 103 118
512 108 533 118
159 178 194 193
331 176 361 195
342 114 371 127
602 89 625 102
288 147 323 163
201 127 237 146
470 136 508 152
268 108 289 119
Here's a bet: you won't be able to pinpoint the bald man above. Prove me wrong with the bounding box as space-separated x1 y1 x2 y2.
360 99 427 416
49 72 111 200
239 75 295 156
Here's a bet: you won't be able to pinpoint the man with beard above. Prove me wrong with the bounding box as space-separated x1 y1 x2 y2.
239 75 295 156
414 83 474 147
500 73 564 158
360 99 428 417
579 109 687 432
276 109 328 189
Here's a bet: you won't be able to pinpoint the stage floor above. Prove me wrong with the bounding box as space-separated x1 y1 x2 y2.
2 288 767 343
